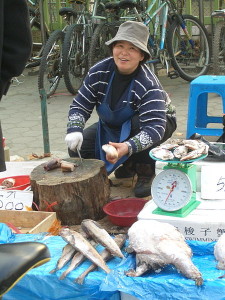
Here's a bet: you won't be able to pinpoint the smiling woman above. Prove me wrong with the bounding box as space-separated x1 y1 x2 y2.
65 21 177 198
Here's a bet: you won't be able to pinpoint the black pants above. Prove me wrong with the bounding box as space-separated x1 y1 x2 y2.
69 115 177 169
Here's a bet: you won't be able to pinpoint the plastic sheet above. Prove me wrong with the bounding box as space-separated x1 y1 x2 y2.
2 231 121 300
0 223 15 243
100 240 225 300
2 223 225 300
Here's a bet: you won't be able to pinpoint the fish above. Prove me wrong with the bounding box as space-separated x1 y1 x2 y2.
151 147 174 160
59 228 110 274
49 243 76 274
102 144 118 159
214 233 225 270
81 219 124 258
59 252 86 280
125 220 203 286
76 234 127 285
173 145 188 159
59 239 97 280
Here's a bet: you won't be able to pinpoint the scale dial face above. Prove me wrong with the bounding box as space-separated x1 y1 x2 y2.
151 169 193 211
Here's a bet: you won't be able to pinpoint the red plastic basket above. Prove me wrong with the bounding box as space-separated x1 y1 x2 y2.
0 175 30 190
103 198 148 227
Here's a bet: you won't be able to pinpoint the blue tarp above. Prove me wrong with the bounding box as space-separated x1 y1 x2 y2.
1 223 225 300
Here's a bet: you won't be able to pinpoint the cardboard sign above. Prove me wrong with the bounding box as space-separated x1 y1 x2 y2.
201 166 225 200
0 189 33 211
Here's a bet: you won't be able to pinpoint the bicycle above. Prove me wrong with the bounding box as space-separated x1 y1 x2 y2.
88 0 211 82
26 0 49 68
88 1 138 69
211 9 225 75
61 0 114 95
38 7 77 98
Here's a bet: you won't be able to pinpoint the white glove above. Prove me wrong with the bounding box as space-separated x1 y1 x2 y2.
65 132 83 152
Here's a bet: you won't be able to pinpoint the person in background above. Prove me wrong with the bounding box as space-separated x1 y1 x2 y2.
65 21 176 198
0 0 32 172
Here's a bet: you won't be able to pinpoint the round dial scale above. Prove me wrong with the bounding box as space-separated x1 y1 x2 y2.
151 168 193 211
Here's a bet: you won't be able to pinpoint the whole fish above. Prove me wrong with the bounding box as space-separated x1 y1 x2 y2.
59 240 97 280
126 220 203 286
59 228 110 274
76 234 127 285
81 219 124 258
49 243 76 274
59 252 85 280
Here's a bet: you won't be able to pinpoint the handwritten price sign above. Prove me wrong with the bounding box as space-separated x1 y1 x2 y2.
201 166 225 200
0 190 33 211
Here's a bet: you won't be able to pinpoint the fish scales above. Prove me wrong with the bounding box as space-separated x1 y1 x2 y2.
76 234 127 285
59 228 110 274
81 219 124 258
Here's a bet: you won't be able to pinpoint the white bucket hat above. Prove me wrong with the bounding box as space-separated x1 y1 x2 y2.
105 21 150 59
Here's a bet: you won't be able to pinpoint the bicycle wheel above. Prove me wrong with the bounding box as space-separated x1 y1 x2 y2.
88 22 121 68
62 24 89 95
212 20 225 75
167 14 211 81
38 30 64 98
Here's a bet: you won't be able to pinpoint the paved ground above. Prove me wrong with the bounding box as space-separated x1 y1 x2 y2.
0 68 221 161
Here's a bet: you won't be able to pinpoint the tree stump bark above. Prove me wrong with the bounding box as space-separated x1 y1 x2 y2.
30 158 110 225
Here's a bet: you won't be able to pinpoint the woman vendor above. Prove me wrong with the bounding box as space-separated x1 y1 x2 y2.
65 21 177 198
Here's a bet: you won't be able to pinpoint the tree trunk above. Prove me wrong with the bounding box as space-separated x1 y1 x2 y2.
30 158 110 225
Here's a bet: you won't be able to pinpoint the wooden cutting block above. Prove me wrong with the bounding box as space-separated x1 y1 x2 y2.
30 158 110 225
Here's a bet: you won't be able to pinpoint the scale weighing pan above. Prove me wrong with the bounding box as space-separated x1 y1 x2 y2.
149 150 207 164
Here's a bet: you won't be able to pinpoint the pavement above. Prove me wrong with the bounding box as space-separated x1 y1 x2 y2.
0 68 221 161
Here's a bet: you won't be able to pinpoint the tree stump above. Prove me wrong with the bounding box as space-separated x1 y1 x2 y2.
30 158 110 225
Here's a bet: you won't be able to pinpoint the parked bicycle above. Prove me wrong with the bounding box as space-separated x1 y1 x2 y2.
37 7 77 98
211 9 225 75
61 0 118 95
26 0 49 68
89 0 211 82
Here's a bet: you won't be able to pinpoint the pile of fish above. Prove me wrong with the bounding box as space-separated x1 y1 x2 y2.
151 139 209 161
50 219 126 284
125 220 203 286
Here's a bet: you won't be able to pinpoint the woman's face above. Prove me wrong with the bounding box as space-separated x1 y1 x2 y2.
112 41 144 75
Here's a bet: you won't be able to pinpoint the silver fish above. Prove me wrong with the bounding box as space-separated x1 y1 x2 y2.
59 239 97 280
76 234 127 285
59 228 110 274
59 252 85 280
81 219 124 258
49 243 76 274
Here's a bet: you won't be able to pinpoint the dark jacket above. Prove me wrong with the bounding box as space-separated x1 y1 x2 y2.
0 0 32 171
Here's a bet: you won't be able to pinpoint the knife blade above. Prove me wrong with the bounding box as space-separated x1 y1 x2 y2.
77 148 83 165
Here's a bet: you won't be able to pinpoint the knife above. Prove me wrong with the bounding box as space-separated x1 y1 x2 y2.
77 148 83 165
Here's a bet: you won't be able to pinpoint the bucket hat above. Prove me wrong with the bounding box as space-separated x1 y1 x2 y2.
105 21 150 59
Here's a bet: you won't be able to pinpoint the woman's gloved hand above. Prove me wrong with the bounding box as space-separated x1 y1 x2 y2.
65 132 83 152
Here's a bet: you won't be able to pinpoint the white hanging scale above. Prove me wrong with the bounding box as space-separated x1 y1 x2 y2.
150 161 201 218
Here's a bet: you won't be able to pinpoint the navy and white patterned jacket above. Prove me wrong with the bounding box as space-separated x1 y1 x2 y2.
67 57 176 154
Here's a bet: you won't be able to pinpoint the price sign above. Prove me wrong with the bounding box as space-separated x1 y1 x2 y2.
201 166 225 200
0 190 33 211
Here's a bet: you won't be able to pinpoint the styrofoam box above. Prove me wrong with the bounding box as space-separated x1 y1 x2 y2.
138 196 225 242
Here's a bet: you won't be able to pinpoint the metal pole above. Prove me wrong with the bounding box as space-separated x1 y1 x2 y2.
39 88 51 155
199 0 204 24
39 0 47 44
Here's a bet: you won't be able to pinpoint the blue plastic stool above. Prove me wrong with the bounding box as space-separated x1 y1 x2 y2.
186 75 225 138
